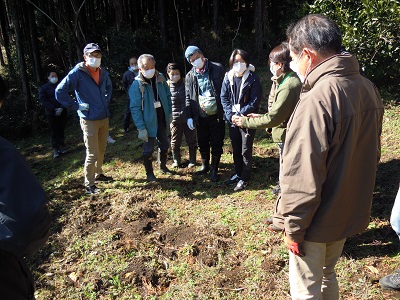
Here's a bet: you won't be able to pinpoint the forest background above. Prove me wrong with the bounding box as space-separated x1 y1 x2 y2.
0 0 399 139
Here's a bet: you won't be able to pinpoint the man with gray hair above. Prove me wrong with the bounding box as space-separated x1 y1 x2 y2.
276 14 384 299
129 54 172 182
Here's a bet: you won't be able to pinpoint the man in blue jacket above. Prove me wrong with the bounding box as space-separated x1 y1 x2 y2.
129 54 172 182
56 43 113 195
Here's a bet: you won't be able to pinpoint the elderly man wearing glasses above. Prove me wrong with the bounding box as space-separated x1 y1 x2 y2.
56 43 114 195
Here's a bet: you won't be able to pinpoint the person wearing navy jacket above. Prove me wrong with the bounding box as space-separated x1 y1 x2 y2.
39 71 68 158
0 75 51 300
56 43 113 195
221 49 262 191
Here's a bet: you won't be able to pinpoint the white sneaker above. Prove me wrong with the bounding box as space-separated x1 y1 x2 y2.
107 136 116 143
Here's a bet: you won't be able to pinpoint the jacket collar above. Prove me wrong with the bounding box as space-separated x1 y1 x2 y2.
227 64 256 101
302 54 360 92
77 62 105 79
227 64 255 85
136 70 164 84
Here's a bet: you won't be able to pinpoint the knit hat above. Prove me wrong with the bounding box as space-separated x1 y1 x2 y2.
185 46 202 62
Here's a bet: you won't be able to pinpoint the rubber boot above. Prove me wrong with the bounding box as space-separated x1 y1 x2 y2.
143 155 156 182
210 155 221 182
171 150 181 168
188 147 197 168
158 150 173 174
196 156 209 174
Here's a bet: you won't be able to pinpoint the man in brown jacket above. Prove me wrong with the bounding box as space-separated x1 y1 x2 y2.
277 14 384 299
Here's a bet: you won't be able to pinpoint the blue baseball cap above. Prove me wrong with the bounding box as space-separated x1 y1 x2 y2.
185 46 202 62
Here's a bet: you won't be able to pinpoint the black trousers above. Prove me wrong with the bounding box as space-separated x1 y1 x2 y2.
0 249 35 300
196 115 225 160
229 125 255 182
47 110 67 149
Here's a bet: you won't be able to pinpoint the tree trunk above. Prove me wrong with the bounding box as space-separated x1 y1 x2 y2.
213 0 219 31
27 2 43 85
254 0 268 57
113 0 123 33
158 0 168 48
0 0 14 73
9 0 33 111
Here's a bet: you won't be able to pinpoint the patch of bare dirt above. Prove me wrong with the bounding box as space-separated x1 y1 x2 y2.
78 203 236 296
215 265 247 289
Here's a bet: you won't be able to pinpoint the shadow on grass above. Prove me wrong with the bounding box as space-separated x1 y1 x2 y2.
373 158 400 219
343 158 400 260
344 226 399 259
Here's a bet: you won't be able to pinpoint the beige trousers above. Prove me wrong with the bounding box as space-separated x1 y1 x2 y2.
80 118 109 187
289 238 346 300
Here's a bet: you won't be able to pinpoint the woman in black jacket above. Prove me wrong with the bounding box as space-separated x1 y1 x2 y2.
221 49 262 191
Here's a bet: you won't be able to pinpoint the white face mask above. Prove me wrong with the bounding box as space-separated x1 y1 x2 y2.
142 68 155 79
233 62 247 75
170 74 181 83
269 64 276 76
290 51 311 83
129 66 138 72
191 57 204 69
87 57 101 68
49 77 58 84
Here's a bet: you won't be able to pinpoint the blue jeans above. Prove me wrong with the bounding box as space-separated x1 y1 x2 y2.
390 183 400 241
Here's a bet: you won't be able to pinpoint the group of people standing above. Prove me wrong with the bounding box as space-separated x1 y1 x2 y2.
40 39 296 194
31 13 389 300
127 43 299 194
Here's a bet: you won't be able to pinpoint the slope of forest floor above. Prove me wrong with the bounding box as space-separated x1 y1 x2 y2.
15 90 400 300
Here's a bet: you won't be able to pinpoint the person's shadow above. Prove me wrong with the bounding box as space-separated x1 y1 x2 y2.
344 158 400 259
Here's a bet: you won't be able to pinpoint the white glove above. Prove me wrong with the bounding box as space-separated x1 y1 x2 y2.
187 118 195 130
55 108 63 116
78 103 90 111
138 129 148 142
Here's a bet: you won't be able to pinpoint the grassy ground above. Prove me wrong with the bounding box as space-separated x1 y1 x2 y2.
14 84 400 299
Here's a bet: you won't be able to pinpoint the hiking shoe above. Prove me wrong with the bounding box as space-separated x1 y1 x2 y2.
58 146 67 154
159 167 174 175
107 136 116 143
380 272 400 290
234 180 248 192
85 185 100 195
95 174 114 182
262 217 273 225
272 184 281 195
53 149 60 158
146 173 157 182
225 174 240 185
267 223 283 233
